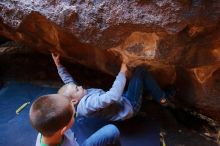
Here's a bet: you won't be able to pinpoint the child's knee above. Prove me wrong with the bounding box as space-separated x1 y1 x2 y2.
105 124 120 137
134 66 147 75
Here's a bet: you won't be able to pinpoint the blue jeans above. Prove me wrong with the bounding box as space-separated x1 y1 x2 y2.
82 124 121 146
124 66 165 114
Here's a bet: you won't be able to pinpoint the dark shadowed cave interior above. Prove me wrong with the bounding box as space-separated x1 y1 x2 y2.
0 38 219 146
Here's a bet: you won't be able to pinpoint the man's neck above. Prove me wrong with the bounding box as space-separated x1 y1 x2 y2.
42 133 63 146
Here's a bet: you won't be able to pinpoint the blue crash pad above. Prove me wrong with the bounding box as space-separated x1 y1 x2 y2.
0 81 160 146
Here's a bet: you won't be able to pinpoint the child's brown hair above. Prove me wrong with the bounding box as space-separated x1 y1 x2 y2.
29 94 73 136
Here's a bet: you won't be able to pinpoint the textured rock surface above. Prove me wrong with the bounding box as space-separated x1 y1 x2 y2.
0 0 220 121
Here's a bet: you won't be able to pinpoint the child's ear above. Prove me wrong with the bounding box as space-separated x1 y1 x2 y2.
60 126 68 135
71 99 78 105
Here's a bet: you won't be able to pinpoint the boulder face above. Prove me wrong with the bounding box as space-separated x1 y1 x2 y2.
0 0 220 121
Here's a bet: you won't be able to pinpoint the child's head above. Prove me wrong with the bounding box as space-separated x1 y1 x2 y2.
58 83 86 104
29 94 74 137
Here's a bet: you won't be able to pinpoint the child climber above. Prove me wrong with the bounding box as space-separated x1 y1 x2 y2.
29 94 121 146
52 52 174 121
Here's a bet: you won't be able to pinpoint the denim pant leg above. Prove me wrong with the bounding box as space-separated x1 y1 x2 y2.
141 67 165 102
81 124 121 146
125 66 165 114
124 67 145 114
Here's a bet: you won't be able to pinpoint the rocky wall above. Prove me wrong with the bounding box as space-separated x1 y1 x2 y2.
0 0 220 121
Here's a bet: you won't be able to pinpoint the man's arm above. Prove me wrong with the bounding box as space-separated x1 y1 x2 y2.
51 53 76 84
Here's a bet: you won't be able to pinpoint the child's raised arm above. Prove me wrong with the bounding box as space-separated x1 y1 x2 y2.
120 62 128 76
52 52 61 67
51 52 76 84
77 70 127 117
109 48 129 77
77 59 127 117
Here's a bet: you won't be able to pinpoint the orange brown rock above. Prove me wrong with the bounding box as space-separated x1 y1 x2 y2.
0 0 220 121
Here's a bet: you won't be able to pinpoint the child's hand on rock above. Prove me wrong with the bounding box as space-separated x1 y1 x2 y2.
51 52 61 67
